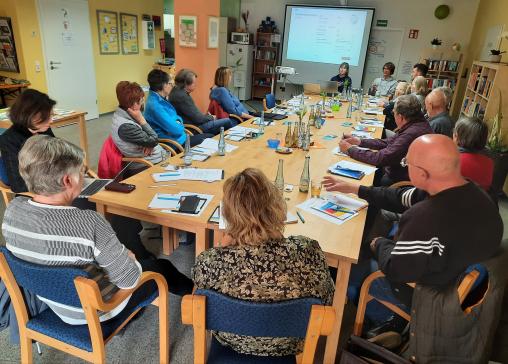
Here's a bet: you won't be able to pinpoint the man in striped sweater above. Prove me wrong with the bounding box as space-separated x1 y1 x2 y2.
2 135 192 324
323 134 502 307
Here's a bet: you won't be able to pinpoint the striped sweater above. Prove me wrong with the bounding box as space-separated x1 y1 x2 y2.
2 197 141 325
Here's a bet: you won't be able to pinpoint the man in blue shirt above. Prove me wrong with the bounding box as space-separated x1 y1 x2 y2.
144 69 212 147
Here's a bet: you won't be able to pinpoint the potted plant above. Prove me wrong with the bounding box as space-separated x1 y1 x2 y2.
489 49 506 63
431 38 442 49
487 90 508 198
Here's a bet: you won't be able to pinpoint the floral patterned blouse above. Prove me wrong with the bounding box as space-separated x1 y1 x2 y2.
192 235 335 356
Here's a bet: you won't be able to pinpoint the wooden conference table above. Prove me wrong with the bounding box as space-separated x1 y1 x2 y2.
0 110 90 166
90 96 384 363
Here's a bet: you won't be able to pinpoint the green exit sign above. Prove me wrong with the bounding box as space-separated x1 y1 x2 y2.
376 19 388 27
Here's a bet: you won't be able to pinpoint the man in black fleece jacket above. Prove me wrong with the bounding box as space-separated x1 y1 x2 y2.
323 134 502 306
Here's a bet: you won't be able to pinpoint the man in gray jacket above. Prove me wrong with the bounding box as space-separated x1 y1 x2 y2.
169 69 232 135
425 88 453 137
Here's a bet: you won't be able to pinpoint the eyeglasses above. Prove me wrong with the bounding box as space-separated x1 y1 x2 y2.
400 157 429 175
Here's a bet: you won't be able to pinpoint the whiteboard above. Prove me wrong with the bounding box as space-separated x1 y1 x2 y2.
362 28 404 90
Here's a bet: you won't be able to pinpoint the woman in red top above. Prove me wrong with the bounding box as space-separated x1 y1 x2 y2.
453 116 493 191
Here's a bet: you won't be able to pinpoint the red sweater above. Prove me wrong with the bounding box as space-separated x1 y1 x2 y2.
460 152 493 191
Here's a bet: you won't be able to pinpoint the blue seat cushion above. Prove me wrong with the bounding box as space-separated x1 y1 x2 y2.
207 336 297 364
26 281 157 352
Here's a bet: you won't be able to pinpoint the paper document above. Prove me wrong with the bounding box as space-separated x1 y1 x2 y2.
330 160 378 176
325 192 368 211
351 130 373 139
251 117 272 126
359 120 384 127
226 125 257 137
159 192 214 217
194 138 238 155
152 168 223 182
148 193 181 209
363 108 384 115
297 198 357 225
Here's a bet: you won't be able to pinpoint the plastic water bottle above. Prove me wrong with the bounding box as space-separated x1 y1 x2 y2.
259 110 265 134
218 127 226 156
184 134 192 166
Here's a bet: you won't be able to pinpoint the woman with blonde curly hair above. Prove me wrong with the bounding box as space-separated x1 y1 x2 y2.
192 168 334 357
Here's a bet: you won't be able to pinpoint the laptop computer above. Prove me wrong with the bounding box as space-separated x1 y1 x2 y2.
320 81 339 94
303 83 321 95
78 162 132 198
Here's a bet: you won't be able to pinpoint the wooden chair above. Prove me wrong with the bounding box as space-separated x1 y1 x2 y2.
184 124 204 135
181 289 336 364
0 247 169 364
352 265 488 336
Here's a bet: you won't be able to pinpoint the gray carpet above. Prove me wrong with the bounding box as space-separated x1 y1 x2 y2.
0 114 506 363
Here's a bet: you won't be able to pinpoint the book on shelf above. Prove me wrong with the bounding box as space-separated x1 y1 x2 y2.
426 78 456 89
425 59 460 72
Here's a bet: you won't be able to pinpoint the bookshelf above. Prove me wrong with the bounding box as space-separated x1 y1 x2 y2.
251 32 279 99
460 62 508 128
420 48 464 112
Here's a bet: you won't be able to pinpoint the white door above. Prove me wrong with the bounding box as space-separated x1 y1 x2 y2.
38 0 99 120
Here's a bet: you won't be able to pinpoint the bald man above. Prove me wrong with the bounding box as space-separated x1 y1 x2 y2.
323 135 502 304
425 89 453 136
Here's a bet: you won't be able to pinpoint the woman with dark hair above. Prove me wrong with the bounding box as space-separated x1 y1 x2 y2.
209 66 251 120
0 89 56 193
330 62 352 93
453 116 494 191
193 168 334 356
112 80 168 165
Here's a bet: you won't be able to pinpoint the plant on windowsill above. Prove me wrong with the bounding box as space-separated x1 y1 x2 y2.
431 38 442 49
487 90 508 197
489 49 506 63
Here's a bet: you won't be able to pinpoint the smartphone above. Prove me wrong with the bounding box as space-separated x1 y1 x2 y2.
105 181 136 193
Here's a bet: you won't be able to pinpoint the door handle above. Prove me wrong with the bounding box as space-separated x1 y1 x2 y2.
50 66 59 70
50 61 61 65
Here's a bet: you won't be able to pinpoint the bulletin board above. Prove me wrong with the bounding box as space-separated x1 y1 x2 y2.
0 17 20 72
120 13 139 54
96 10 119 55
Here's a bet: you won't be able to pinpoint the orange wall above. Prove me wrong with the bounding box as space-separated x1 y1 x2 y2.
174 0 220 111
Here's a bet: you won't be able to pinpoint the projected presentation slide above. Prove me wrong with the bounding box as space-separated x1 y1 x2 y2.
286 7 368 66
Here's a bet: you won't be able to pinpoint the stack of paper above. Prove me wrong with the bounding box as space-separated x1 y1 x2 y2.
363 107 384 115
192 138 238 156
225 125 258 141
152 168 223 182
251 117 272 126
148 192 214 216
359 118 384 127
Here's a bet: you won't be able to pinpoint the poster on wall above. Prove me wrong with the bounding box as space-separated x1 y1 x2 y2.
0 17 20 72
96 10 119 55
120 13 139 54
208 16 219 49
179 15 197 48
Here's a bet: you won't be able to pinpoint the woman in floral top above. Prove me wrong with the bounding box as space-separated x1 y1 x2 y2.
192 168 335 357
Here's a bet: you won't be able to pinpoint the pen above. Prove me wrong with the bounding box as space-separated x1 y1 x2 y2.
159 173 181 177
296 211 306 223
149 184 177 188
157 196 180 201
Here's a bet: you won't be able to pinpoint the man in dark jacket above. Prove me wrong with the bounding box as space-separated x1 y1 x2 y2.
168 69 232 135
339 94 433 185
324 134 503 307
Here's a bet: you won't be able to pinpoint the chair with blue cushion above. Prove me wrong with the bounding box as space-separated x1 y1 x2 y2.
0 247 169 364
181 289 335 364
0 156 15 205
352 264 489 336
263 93 276 111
